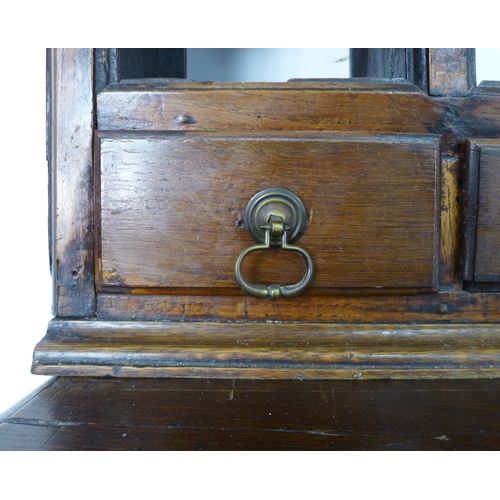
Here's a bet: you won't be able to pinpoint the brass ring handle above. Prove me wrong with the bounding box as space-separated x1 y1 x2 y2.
234 227 314 301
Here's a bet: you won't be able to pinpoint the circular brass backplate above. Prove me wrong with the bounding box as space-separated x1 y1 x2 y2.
244 188 307 245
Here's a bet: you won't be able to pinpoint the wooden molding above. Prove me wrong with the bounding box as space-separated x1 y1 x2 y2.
32 320 500 379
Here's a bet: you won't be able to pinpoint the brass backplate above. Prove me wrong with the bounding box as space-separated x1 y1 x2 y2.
244 188 307 245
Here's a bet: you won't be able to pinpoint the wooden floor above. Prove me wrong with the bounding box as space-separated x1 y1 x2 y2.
1 377 500 450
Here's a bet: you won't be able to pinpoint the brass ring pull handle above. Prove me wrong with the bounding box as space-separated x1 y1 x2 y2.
234 188 314 301
234 226 314 301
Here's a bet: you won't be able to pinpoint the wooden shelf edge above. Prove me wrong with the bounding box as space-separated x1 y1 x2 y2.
101 78 425 93
31 320 500 379
31 364 500 380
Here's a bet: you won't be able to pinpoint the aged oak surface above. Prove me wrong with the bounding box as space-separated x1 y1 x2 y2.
350 48 476 97
48 48 95 317
463 138 500 292
350 49 428 91
95 292 500 323
1 377 499 450
96 131 439 293
467 140 500 281
95 81 500 143
35 49 500 380
32 321 500 379
428 48 476 97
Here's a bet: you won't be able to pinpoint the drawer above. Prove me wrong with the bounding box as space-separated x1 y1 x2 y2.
95 131 440 295
464 138 500 290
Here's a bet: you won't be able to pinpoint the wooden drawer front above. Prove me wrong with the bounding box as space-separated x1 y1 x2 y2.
464 139 500 285
96 132 440 294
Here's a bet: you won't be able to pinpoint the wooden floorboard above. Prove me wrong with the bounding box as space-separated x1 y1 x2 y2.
1 377 499 450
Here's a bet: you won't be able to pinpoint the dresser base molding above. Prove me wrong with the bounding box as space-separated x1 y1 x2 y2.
32 320 500 379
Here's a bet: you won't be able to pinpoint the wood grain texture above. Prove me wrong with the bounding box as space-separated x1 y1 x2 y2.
429 48 476 97
440 153 462 286
463 140 481 281
349 49 428 92
472 80 500 95
94 48 118 93
464 139 500 284
473 140 500 281
350 49 407 78
96 292 500 323
32 320 500 379
96 82 500 143
50 48 95 316
97 82 443 133
406 48 429 93
3 377 500 450
96 131 440 293
37 52 500 383
94 81 500 298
